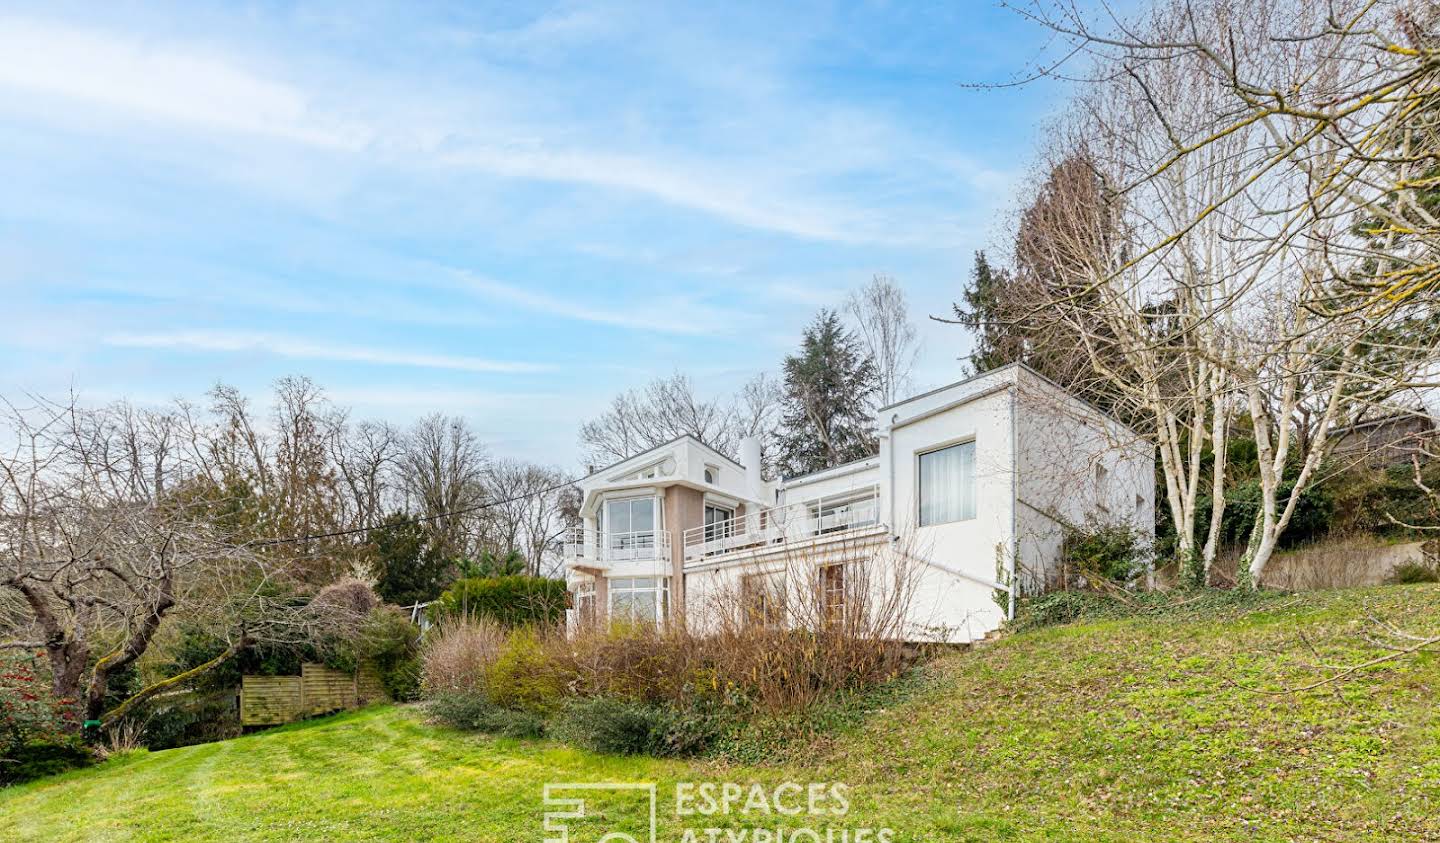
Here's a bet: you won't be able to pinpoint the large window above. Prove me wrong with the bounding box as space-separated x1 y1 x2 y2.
609 576 669 625
918 441 976 526
602 497 657 559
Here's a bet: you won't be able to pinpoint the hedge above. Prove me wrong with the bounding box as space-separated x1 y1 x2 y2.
428 576 567 628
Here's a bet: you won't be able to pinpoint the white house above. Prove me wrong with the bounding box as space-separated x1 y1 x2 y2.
563 364 1154 644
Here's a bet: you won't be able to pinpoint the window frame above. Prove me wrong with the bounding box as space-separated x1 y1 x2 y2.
608 575 669 625
916 438 978 527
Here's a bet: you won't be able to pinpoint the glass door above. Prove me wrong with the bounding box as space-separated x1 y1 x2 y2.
604 497 657 560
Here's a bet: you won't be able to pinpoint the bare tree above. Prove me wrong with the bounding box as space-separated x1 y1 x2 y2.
0 396 364 730
995 0 1440 584
400 414 487 559
479 459 573 575
846 275 920 407
579 371 780 467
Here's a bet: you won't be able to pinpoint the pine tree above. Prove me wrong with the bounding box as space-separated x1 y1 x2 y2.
773 309 879 477
954 251 1023 374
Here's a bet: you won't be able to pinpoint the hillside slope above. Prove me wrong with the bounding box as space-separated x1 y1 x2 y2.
2 585 1437 842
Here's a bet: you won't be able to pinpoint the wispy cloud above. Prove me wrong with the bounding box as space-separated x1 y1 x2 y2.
104 331 548 374
0 15 962 245
449 271 749 337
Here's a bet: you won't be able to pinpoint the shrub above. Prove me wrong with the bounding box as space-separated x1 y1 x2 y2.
559 622 700 706
0 653 89 785
421 617 508 697
1063 522 1153 584
485 628 568 715
0 738 92 785
1388 561 1440 585
428 694 545 739
551 697 723 758
428 576 567 628
552 697 673 756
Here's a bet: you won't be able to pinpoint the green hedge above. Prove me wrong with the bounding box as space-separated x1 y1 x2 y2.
428 576 566 628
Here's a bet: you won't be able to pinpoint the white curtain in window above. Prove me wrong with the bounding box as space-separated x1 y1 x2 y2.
919 441 976 526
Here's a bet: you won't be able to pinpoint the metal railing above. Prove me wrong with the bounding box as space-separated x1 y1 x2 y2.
562 527 672 564
682 491 881 562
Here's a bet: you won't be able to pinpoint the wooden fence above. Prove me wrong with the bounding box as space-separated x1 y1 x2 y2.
239 663 388 726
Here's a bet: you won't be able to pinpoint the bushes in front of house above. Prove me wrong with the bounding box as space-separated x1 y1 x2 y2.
1062 521 1155 586
427 576 567 628
420 613 918 758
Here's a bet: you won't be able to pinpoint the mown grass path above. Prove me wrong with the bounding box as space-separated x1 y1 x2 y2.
3 585 1438 841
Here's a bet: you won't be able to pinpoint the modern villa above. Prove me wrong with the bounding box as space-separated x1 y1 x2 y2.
563 363 1155 644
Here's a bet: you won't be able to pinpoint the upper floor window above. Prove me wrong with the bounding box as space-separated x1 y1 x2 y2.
602 496 657 557
918 441 976 526
703 464 719 484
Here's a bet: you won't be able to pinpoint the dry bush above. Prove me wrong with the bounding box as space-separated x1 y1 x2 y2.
548 622 705 706
688 534 921 712
420 616 508 696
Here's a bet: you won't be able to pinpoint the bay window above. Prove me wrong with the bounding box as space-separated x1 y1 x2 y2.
918 441 976 526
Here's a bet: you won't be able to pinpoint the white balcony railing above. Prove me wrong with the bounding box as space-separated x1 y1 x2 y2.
563 527 672 565
682 491 881 562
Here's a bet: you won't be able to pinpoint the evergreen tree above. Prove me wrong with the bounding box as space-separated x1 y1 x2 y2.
773 309 879 477
954 251 1024 374
368 512 452 607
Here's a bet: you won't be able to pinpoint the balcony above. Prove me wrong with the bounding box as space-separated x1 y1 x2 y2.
682 491 882 563
563 527 672 566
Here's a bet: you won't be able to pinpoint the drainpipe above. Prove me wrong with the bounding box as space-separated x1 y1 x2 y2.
1008 382 1018 621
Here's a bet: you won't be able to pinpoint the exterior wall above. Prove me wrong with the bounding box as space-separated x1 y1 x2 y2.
1013 368 1155 591
881 374 1016 599
663 485 705 621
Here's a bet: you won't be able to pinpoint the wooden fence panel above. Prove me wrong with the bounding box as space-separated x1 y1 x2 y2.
240 676 302 726
356 666 387 705
240 662 389 727
301 663 358 716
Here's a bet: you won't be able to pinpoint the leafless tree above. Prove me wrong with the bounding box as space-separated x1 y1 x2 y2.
846 274 920 407
579 371 780 468
400 414 488 559
0 396 368 730
479 459 573 575
997 0 1440 584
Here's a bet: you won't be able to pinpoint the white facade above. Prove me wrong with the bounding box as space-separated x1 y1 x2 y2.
564 364 1155 644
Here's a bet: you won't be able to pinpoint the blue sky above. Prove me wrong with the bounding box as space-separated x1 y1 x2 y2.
0 1 1073 465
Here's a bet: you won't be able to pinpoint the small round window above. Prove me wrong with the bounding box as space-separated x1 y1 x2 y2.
704 468 715 484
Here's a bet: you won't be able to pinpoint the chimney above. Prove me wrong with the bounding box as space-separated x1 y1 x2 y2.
740 435 763 500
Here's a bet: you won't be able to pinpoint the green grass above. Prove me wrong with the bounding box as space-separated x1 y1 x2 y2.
4 585 1440 841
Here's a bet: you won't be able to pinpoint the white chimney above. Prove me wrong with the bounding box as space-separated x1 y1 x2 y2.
740 435 763 500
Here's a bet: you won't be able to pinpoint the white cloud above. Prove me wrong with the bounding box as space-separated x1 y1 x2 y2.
0 15 962 245
0 17 366 148
103 331 548 374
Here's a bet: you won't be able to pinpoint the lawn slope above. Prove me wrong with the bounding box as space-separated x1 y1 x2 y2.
3 585 1438 842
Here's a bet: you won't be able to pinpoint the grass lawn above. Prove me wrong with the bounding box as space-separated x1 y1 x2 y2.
3 585 1439 841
